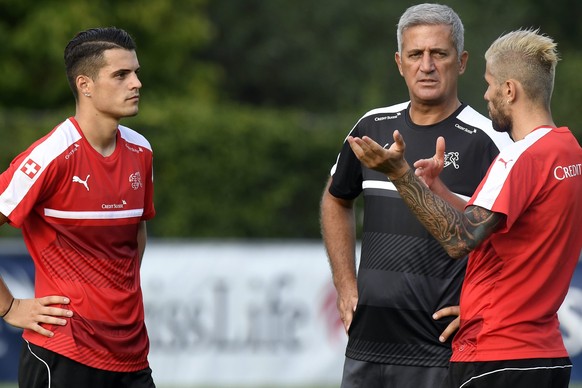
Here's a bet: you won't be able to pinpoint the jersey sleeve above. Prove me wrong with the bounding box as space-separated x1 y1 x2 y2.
0 148 54 228
328 125 363 200
468 148 538 233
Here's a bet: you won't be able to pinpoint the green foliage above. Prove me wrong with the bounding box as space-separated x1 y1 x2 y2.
0 101 352 238
0 0 581 239
205 0 409 112
126 100 350 238
206 0 582 138
0 0 218 108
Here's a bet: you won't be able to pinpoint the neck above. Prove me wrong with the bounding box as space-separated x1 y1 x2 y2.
409 99 461 126
509 104 555 141
74 112 119 157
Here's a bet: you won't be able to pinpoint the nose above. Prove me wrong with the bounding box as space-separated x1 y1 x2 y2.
131 72 142 89
420 52 435 73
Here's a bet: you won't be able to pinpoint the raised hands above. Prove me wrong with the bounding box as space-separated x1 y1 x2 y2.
414 136 445 189
347 130 410 180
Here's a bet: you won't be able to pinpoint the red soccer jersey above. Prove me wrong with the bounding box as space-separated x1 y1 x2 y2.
0 118 155 372
452 126 582 362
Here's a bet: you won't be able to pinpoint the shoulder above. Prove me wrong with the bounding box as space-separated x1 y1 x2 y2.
351 102 409 131
360 101 409 121
22 119 82 163
456 105 491 130
499 127 553 160
118 125 153 152
342 102 408 138
457 105 513 150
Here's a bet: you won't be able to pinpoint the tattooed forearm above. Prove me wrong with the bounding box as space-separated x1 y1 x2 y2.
463 205 504 248
391 169 500 258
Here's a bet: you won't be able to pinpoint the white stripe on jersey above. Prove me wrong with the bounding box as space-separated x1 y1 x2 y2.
363 180 397 191
330 102 409 176
118 125 153 151
457 105 513 151
44 208 144 220
0 120 82 217
471 127 552 210
330 103 513 177
363 179 471 201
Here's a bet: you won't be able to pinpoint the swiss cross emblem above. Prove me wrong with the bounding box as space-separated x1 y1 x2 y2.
20 159 41 179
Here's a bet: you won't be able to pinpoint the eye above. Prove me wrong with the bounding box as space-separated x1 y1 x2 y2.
114 71 130 79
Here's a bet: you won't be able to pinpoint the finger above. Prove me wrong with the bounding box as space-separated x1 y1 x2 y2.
44 306 73 318
341 311 353 334
439 317 460 343
392 130 405 149
433 305 460 319
360 136 384 153
413 158 431 169
347 136 366 157
31 323 57 338
344 313 353 333
37 314 69 326
436 136 446 163
38 296 70 306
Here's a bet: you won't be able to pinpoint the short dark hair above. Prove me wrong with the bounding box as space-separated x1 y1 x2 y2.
64 27 136 99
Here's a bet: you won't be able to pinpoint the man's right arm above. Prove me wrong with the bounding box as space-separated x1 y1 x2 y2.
320 178 358 334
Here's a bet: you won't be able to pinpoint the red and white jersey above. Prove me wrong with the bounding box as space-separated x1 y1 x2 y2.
453 126 582 362
0 117 155 372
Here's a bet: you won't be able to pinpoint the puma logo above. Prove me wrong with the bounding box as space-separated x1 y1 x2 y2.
72 175 90 191
498 158 514 169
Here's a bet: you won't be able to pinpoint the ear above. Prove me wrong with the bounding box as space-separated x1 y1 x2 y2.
76 75 92 97
458 51 469 75
504 79 518 103
395 51 404 76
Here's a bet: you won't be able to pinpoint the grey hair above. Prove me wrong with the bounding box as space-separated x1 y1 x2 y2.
397 3 465 61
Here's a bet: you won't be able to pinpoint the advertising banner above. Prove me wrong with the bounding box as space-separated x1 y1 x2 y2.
141 242 347 386
0 249 35 381
1 241 581 385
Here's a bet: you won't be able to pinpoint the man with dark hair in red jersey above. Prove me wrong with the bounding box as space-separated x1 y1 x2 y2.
0 27 156 387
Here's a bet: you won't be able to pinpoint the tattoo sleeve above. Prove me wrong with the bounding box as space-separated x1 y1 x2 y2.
391 169 503 258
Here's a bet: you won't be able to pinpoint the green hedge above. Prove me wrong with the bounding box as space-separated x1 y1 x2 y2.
0 102 355 239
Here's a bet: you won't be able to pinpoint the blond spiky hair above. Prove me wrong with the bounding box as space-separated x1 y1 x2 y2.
485 28 559 107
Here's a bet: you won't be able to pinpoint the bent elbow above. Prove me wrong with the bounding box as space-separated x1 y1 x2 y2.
443 244 472 260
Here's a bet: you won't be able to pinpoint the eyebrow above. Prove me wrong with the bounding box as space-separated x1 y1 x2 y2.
111 67 140 76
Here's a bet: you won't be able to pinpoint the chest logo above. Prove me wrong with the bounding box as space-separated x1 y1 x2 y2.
72 174 90 191
444 152 460 169
129 172 142 190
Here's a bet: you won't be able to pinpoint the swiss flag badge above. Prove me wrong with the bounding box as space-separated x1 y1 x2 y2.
20 159 42 179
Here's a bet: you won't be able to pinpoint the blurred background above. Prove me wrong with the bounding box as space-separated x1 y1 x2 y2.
0 0 581 387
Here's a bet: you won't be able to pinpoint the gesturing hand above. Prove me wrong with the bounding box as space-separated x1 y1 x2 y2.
347 130 410 180
3 296 73 338
414 136 445 189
